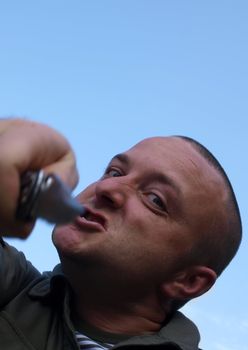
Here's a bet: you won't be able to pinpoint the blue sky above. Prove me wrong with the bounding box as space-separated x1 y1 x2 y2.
1 1 247 349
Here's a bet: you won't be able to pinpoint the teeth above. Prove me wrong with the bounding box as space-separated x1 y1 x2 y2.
81 210 91 219
86 214 95 222
84 212 100 224
81 210 105 227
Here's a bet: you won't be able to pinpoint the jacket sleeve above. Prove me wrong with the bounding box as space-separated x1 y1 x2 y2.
0 238 41 308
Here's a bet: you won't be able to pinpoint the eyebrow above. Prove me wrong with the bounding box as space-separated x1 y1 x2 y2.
109 153 181 196
110 153 130 164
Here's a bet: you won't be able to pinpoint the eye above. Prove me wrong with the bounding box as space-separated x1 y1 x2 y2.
147 193 167 212
108 169 122 177
103 167 122 178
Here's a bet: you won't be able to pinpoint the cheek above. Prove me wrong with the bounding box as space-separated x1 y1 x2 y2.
124 213 186 264
126 208 165 242
117 212 168 262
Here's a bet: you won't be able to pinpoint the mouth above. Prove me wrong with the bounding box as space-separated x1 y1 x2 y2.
76 206 107 231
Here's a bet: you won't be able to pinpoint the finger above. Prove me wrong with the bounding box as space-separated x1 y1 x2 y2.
0 166 35 238
43 151 79 189
0 119 79 188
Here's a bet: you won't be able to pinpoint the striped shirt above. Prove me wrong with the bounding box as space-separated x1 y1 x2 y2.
75 331 113 350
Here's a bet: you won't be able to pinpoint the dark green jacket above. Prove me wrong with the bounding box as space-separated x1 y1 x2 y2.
0 240 202 349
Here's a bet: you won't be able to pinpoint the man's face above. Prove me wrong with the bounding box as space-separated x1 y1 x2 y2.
53 137 226 290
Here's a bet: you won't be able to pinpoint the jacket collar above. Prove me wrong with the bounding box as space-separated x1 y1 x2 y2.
112 311 200 350
28 264 66 298
28 264 200 349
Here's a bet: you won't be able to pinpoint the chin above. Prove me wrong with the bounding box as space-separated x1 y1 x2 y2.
52 224 83 255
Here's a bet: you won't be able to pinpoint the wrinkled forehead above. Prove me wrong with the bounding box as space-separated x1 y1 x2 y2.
125 136 223 195
127 136 205 172
129 136 194 157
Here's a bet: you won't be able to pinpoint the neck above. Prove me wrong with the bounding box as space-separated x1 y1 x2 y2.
72 292 166 335
68 274 167 336
62 259 169 335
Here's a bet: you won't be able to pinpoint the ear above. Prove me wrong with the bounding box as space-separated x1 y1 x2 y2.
160 266 217 301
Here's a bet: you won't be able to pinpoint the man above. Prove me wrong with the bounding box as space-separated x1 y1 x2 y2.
0 118 242 350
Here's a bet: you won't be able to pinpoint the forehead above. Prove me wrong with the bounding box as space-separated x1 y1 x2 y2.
125 137 211 180
123 136 225 207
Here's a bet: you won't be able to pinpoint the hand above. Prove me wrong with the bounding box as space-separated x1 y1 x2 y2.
0 118 79 238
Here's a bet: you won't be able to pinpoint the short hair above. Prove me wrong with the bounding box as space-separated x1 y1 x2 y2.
176 136 242 277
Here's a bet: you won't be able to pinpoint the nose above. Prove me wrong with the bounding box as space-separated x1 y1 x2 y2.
94 177 129 209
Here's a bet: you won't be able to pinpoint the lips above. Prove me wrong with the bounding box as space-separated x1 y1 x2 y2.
75 206 107 232
83 210 106 227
